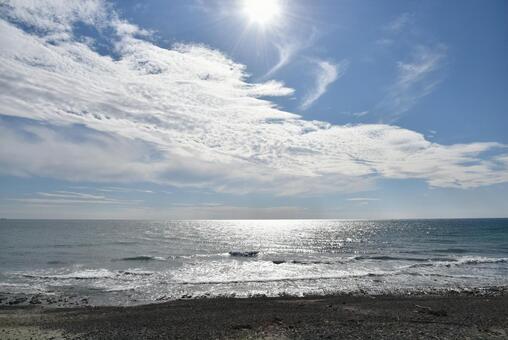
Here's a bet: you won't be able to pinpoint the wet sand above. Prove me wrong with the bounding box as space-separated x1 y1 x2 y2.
1 293 507 339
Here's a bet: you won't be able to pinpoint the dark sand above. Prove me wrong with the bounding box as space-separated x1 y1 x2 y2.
1 293 507 339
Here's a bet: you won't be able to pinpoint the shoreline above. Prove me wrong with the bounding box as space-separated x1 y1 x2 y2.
1 291 507 339
1 285 507 308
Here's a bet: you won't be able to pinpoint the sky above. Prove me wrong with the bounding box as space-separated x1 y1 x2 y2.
0 0 507 219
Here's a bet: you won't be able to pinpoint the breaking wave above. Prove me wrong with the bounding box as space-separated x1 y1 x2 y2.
114 256 166 262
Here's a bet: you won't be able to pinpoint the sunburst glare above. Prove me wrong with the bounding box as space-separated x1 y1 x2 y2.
242 0 282 26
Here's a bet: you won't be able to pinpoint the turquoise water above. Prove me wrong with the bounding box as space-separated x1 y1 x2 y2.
1 219 507 305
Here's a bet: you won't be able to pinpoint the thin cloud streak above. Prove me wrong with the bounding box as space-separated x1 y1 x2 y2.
378 44 446 121
300 59 348 110
262 41 299 79
262 28 317 80
385 12 414 33
347 198 380 201
7 191 140 205
352 111 369 118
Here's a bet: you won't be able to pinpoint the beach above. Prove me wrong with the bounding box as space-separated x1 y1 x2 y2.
1 292 507 339
1 219 507 338
2 0 508 339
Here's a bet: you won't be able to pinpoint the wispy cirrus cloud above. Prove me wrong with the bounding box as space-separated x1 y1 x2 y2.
262 29 317 80
352 110 369 118
375 12 446 121
96 187 154 194
377 44 447 121
300 59 349 110
347 198 379 202
385 12 414 33
262 40 301 79
0 0 507 198
38 191 109 200
7 190 140 205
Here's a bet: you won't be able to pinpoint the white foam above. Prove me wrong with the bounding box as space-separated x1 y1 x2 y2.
22 268 116 280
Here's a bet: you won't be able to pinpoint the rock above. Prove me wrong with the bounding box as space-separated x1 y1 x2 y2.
415 304 448 317
429 309 447 317
231 324 252 330
9 296 27 305
272 260 285 264
29 295 42 304
272 317 283 324
488 328 507 336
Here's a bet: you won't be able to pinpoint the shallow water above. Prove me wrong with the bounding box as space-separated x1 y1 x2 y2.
1 219 507 305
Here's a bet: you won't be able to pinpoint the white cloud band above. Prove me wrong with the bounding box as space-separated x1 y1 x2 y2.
0 0 507 196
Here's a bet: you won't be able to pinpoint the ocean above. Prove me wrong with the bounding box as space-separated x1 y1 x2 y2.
1 219 507 306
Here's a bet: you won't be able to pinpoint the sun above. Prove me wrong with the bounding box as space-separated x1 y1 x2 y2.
242 0 282 26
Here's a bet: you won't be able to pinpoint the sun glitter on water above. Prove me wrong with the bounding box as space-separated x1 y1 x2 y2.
242 0 282 26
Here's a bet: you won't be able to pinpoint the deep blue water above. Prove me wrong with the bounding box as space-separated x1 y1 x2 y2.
0 219 507 305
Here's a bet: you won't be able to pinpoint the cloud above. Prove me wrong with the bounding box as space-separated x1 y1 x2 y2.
262 41 300 79
0 0 108 40
7 190 139 205
347 198 379 202
95 187 154 194
352 111 369 118
0 1 507 197
300 59 348 110
262 29 317 79
38 191 109 199
378 44 446 120
385 12 414 33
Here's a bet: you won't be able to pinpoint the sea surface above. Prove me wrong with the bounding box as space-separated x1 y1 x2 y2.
1 219 507 306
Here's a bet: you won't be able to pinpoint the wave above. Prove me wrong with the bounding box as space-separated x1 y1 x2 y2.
175 271 395 285
352 255 458 262
0 282 32 288
46 260 67 265
119 270 154 276
270 255 454 266
104 285 138 292
170 253 230 260
457 257 508 265
173 265 493 286
407 256 508 269
114 255 166 262
268 255 508 269
334 255 506 266
23 269 115 280
434 248 470 254
52 243 96 248
51 241 139 249
265 259 334 265
229 251 259 257
21 268 155 280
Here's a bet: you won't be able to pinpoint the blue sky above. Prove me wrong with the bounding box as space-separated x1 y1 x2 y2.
0 0 507 219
